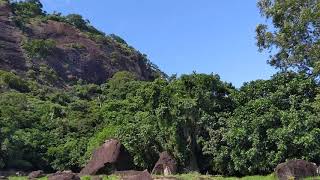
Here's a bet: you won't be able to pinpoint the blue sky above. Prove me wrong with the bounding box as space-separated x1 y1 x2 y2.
40 0 276 87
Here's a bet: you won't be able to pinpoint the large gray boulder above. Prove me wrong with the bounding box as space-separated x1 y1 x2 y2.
80 139 134 175
275 159 318 180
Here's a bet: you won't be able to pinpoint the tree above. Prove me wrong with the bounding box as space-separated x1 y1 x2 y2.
11 0 44 18
110 34 128 45
256 0 320 74
165 73 235 173
214 72 320 176
65 14 103 35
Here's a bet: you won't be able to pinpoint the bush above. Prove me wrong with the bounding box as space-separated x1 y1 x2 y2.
65 14 104 35
0 70 30 93
11 0 44 18
83 125 119 165
22 39 56 59
109 34 128 45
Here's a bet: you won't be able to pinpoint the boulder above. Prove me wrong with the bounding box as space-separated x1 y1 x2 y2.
152 152 177 175
275 159 318 180
80 139 134 175
28 170 44 179
48 171 80 180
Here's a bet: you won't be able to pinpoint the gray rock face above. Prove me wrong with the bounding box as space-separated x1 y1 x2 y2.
0 1 162 87
275 159 318 180
152 152 177 175
0 1 26 73
80 139 134 175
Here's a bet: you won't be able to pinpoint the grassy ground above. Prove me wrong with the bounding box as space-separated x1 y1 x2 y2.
7 176 119 180
158 173 320 180
154 173 277 180
7 174 320 180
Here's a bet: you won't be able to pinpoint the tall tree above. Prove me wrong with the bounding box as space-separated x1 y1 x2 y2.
256 0 320 74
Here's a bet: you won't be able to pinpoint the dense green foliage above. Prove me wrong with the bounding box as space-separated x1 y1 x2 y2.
1 70 320 176
22 39 56 59
210 72 320 175
11 0 44 18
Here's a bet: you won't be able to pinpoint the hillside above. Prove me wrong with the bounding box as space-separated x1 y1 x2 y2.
0 0 164 87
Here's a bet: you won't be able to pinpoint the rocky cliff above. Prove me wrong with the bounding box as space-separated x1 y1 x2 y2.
0 0 163 87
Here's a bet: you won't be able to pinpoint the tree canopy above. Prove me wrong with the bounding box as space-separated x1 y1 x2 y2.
256 0 320 74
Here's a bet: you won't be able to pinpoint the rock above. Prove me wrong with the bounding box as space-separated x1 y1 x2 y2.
63 170 73 174
120 170 153 180
152 152 177 175
48 171 80 180
28 170 44 179
0 1 27 73
80 139 134 175
0 1 162 88
275 159 318 180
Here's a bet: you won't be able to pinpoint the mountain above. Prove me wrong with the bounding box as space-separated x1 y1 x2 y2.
0 0 164 87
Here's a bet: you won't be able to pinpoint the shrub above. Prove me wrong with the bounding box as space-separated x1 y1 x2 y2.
82 125 119 165
65 14 104 35
11 0 44 18
65 43 86 50
0 70 30 93
22 39 56 59
109 34 128 45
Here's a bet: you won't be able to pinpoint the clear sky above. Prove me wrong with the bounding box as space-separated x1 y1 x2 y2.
40 0 276 87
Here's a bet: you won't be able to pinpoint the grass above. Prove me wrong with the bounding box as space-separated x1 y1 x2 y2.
304 177 320 180
7 175 120 180
7 174 320 180
155 173 320 180
154 173 277 180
